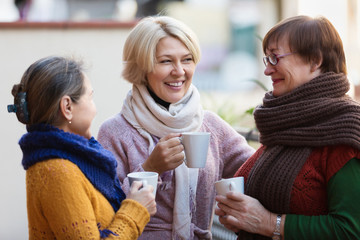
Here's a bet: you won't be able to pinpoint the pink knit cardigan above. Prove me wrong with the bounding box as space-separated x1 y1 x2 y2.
97 110 255 239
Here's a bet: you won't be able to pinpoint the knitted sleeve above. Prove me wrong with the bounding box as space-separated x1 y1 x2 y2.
26 159 149 240
97 114 146 194
108 199 151 239
284 158 360 240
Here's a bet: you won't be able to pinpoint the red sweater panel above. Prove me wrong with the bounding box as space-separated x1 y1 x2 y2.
234 144 359 215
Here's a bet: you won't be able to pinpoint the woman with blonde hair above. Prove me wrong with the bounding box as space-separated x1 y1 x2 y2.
98 16 255 239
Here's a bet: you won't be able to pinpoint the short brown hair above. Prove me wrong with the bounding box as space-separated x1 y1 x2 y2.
122 16 201 85
11 56 85 126
263 15 346 74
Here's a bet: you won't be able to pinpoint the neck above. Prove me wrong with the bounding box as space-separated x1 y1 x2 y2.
147 86 171 110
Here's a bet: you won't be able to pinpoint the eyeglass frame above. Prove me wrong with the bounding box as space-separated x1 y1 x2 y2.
263 52 295 67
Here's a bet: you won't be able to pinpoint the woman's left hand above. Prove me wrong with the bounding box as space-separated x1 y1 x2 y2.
128 181 157 216
215 192 273 237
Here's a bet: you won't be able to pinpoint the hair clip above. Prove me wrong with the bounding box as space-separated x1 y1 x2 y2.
7 92 30 124
7 104 17 113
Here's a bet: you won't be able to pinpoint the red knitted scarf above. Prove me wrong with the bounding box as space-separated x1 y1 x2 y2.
240 72 360 240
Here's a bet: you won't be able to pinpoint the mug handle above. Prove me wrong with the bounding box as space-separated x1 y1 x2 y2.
179 136 187 164
142 180 148 188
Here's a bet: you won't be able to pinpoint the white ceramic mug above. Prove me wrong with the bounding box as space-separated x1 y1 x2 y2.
181 132 210 168
127 171 159 196
215 176 244 196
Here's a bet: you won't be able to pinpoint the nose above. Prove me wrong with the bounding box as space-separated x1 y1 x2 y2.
264 63 275 76
171 62 185 76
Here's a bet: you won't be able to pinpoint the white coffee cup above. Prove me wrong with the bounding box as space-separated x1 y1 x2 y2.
215 176 244 196
127 171 159 196
181 132 210 168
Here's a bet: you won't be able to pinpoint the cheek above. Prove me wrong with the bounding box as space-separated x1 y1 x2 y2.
290 68 309 88
83 101 96 120
147 72 163 89
92 103 97 116
185 66 195 79
282 67 297 86
149 66 170 78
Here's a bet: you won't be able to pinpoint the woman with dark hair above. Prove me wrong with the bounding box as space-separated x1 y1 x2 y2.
8 56 156 239
215 15 360 240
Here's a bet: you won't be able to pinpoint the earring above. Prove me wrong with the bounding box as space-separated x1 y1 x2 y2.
69 120 72 124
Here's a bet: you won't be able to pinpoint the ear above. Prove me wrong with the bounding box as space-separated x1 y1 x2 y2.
310 56 322 72
59 95 73 122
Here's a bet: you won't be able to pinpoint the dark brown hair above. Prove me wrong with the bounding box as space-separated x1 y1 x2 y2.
11 56 85 125
263 15 347 74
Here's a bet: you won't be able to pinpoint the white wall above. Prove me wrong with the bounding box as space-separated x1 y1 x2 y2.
0 26 132 239
281 0 360 86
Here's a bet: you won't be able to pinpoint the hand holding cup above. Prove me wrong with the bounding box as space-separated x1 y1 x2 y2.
128 181 157 216
127 171 159 196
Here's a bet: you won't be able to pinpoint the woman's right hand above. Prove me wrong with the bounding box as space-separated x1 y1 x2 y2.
215 192 275 237
142 133 184 174
127 181 157 216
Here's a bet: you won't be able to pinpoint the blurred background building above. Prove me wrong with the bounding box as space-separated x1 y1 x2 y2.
1 0 359 239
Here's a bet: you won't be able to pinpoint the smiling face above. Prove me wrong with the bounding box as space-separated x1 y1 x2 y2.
146 36 196 103
264 36 322 97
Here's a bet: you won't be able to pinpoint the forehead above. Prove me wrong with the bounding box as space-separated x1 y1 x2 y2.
156 36 189 54
266 35 290 53
82 73 92 89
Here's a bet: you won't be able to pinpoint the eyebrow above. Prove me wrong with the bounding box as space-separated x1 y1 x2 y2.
157 53 192 58
267 47 278 52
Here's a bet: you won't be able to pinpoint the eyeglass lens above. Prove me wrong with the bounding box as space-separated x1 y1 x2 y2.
263 54 277 66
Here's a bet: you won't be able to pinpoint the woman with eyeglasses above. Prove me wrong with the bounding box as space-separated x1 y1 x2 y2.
215 15 360 240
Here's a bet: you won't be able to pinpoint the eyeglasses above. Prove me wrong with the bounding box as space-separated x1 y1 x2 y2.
263 52 295 66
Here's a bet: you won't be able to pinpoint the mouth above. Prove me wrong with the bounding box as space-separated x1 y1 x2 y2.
272 78 283 85
165 81 185 87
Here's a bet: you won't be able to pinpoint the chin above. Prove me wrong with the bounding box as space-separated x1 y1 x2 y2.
272 87 287 97
165 95 182 104
174 97 185 103
273 92 280 97
82 131 92 139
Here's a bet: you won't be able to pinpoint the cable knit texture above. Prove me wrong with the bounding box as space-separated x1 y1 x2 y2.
19 124 150 239
237 144 360 211
235 72 360 240
26 159 150 239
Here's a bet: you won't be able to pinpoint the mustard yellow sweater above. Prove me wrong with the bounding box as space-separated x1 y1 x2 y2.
26 159 150 239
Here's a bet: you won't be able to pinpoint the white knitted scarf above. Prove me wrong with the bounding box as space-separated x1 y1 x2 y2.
121 84 204 239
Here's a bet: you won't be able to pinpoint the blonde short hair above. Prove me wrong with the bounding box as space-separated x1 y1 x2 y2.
122 16 201 85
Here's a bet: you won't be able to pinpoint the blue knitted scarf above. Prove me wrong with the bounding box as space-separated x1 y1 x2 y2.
20 124 126 212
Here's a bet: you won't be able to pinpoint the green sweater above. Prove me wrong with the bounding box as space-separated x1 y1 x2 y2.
285 158 360 239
